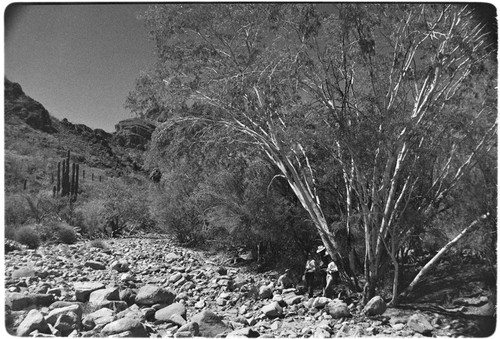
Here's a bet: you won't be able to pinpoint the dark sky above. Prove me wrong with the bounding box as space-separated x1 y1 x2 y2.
4 3 156 132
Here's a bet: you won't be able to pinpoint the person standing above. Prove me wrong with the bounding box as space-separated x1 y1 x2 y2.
323 259 340 298
304 254 316 298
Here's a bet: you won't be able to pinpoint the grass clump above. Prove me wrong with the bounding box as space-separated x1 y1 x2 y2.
89 239 107 249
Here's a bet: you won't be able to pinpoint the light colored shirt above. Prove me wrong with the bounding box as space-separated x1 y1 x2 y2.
327 261 338 273
305 259 316 272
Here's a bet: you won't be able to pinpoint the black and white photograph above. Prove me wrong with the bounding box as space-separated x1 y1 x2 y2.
3 2 497 337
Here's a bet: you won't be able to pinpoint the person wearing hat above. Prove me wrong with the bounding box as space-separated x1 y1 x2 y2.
316 245 328 290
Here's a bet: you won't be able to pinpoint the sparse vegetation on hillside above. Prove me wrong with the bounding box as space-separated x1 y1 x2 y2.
4 78 156 248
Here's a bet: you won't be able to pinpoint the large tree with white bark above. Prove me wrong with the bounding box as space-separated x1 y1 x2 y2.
128 3 496 303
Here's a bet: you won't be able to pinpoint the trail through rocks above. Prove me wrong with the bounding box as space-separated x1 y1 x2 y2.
4 234 495 337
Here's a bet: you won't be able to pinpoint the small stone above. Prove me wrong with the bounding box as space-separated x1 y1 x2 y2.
74 282 105 302
84 260 106 270
12 267 36 279
101 317 149 337
169 272 183 283
119 288 136 305
259 285 273 299
110 259 129 272
177 321 200 337
314 327 331 338
392 323 405 331
227 327 260 338
120 272 134 282
261 301 283 318
89 287 120 305
195 300 206 309
311 297 331 309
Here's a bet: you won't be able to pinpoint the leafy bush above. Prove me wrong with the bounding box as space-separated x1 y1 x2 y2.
14 225 41 249
4 194 32 226
150 170 204 245
74 199 107 238
53 222 78 244
94 176 155 237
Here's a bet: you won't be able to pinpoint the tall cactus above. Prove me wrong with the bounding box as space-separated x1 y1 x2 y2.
57 161 61 194
57 150 79 201
71 163 76 196
75 164 79 196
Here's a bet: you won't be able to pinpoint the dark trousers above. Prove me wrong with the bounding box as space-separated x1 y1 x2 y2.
305 271 315 297
323 271 340 298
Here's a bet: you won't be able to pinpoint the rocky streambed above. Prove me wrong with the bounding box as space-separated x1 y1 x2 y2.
4 234 495 337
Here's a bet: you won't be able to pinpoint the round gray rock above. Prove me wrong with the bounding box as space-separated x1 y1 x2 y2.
135 284 176 306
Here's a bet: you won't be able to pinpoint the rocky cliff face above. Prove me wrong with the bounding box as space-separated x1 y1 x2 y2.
113 118 156 150
4 78 154 174
5 78 156 151
4 78 57 133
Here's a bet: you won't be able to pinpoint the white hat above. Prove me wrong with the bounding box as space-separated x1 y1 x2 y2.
316 245 326 253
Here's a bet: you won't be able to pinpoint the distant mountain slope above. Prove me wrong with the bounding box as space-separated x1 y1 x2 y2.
4 78 155 193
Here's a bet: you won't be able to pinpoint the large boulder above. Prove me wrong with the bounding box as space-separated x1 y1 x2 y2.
363 296 387 316
155 302 187 324
6 292 55 311
326 299 351 319
407 313 434 335
82 307 116 329
45 304 83 326
176 322 200 337
16 309 50 336
11 267 36 279
261 301 283 318
191 310 232 337
135 284 175 306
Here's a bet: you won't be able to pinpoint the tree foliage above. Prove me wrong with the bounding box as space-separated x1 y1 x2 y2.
130 3 496 302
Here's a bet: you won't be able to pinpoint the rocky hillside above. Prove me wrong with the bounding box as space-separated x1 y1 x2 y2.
4 78 157 192
4 235 495 337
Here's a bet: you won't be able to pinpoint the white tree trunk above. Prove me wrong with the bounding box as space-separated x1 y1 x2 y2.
400 213 489 298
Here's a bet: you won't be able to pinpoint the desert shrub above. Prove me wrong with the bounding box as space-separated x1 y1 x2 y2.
4 194 32 226
14 225 41 249
53 222 78 244
150 171 204 245
74 199 107 238
94 177 155 237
